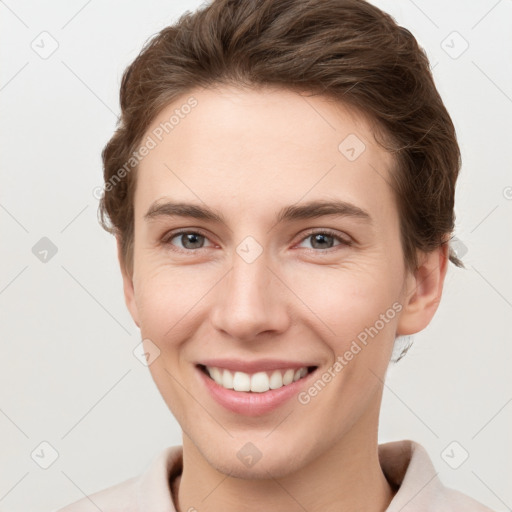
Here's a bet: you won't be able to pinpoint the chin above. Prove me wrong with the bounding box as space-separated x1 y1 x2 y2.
196 436 311 481
208 452 301 480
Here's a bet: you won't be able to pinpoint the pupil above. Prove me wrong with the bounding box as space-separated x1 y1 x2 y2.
183 233 203 249
312 234 333 249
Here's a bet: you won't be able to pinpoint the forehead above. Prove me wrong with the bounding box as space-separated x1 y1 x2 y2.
135 85 398 227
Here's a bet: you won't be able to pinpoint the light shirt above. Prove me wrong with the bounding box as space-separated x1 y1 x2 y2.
56 439 495 511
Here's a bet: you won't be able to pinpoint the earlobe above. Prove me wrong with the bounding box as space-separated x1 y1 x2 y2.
116 236 140 328
396 243 449 336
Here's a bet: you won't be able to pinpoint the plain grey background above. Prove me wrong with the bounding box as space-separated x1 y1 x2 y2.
1 1 511 511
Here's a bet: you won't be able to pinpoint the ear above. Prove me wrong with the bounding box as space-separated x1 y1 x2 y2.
116 236 140 328
396 242 449 336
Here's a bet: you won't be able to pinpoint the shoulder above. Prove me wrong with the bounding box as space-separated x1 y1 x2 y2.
55 445 183 512
380 439 496 512
436 486 496 512
55 476 139 512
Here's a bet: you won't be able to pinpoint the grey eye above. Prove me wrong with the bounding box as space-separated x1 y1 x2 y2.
167 231 211 250
308 233 336 249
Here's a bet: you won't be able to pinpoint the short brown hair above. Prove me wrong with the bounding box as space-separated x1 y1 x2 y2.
99 0 463 277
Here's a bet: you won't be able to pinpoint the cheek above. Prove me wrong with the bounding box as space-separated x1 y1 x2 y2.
133 264 216 342
281 262 403 342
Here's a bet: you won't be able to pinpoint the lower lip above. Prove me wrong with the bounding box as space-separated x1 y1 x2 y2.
197 366 316 416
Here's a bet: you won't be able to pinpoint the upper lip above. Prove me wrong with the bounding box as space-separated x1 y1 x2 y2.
198 358 318 373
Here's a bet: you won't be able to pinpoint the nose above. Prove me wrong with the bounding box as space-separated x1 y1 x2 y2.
210 249 290 342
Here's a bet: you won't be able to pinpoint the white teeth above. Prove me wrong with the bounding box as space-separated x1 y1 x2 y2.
210 367 223 385
283 369 295 385
269 370 283 389
204 365 311 392
222 369 234 389
250 372 269 393
233 371 251 391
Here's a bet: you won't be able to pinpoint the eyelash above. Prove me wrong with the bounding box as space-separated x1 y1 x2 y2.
161 228 352 254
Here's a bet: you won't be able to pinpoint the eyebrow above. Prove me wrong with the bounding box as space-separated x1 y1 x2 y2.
144 199 372 225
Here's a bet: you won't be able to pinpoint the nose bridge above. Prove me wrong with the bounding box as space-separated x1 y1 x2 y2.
210 241 288 339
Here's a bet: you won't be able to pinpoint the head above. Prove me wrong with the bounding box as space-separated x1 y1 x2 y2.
99 0 461 478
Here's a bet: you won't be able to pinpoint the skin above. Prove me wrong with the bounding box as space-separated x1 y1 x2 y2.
118 85 448 512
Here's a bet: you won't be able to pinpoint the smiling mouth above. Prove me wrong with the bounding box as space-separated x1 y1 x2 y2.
197 364 317 393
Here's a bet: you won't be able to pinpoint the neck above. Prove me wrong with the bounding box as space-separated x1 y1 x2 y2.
172 405 395 512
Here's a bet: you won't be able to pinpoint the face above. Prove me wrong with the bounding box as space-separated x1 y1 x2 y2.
120 85 442 479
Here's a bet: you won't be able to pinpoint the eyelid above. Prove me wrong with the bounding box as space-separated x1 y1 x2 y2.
294 228 353 249
161 228 216 250
162 227 353 252
162 227 210 241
